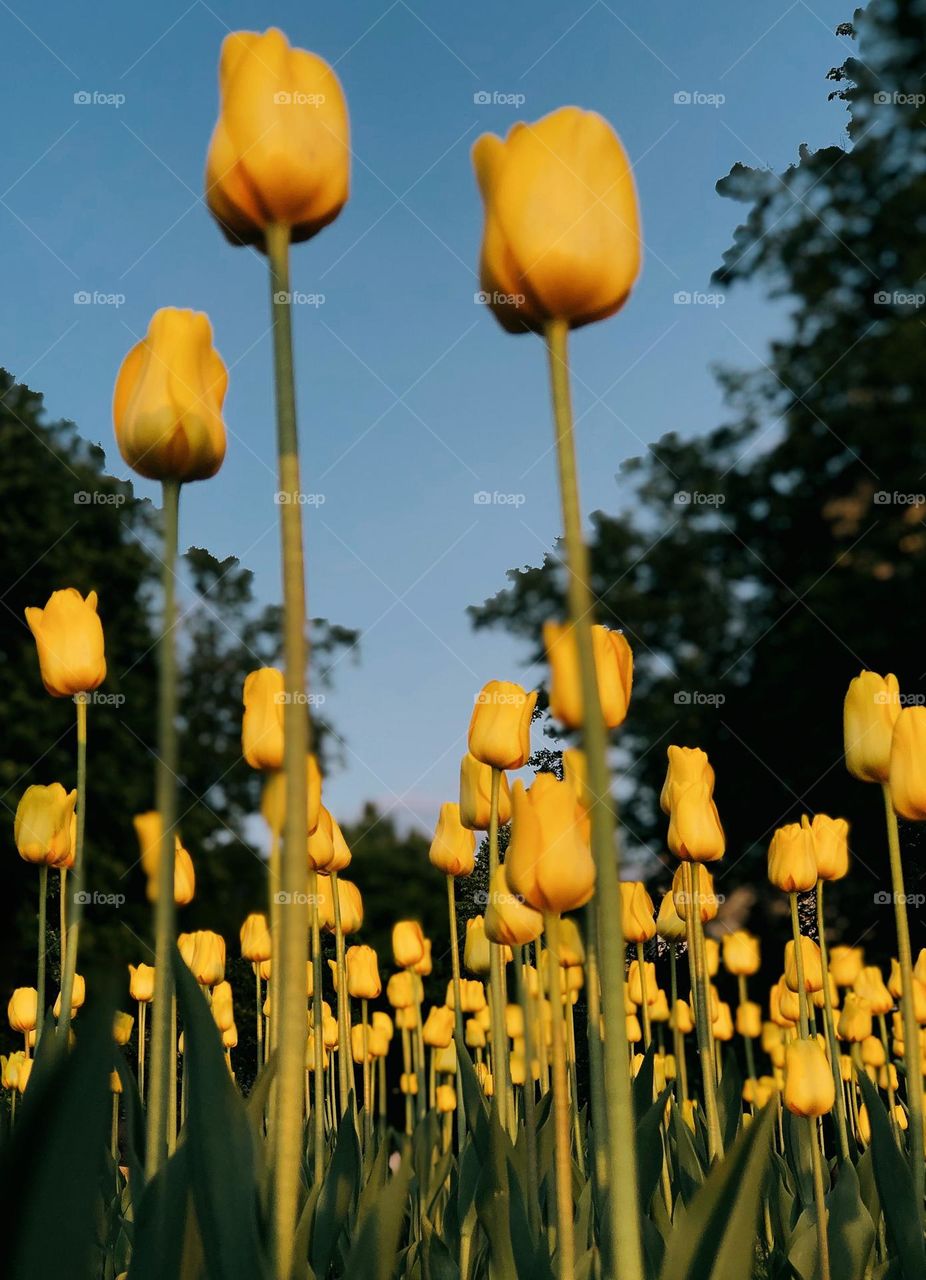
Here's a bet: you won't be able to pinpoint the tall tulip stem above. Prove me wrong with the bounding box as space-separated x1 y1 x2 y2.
36 866 47 1045
144 477 180 1177
331 871 352 1120
545 316 643 1280
815 882 850 1162
487 766 512 1133
267 220 311 1279
59 694 88 1038
309 872 325 1177
544 911 575 1280
685 866 722 1162
446 875 467 1146
881 785 925 1219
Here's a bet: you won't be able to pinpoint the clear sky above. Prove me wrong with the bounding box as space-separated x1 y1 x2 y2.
1 0 852 834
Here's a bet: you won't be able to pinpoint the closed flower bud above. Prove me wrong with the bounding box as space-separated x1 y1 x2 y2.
1 1052 25 1090
627 959 657 1007
838 993 872 1043
129 963 155 1003
113 1011 135 1045
472 107 640 333
386 971 415 1010
429 802 476 877
17 1059 33 1094
465 1018 486 1049
436 1083 457 1113
713 1001 735 1041
660 745 716 815
464 916 492 976
889 706 926 820
811 814 850 881
671 863 718 922
844 671 901 783
392 920 426 970
784 937 824 993
829 945 864 987
25 589 106 697
768 818 817 893
668 781 725 863
113 308 227 483
468 681 537 771
318 877 363 935
240 912 272 963
656 891 687 943
860 1035 885 1068
242 668 284 770
620 881 656 944
135 813 195 906
180 930 226 987
211 981 235 1033
307 806 345 874
505 775 596 914
722 930 761 977
205 28 349 248
223 1024 238 1051
8 988 38 1034
259 755 322 837
543 621 633 729
626 1013 642 1044
557 917 585 968
853 966 893 1016
704 938 720 978
346 945 381 999
736 1001 762 1039
422 1005 455 1048
784 1039 835 1117
400 1071 419 1095
459 754 511 830
14 783 78 867
52 973 85 1019
484 864 543 947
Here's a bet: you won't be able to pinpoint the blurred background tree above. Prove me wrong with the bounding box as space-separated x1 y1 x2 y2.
469 0 926 961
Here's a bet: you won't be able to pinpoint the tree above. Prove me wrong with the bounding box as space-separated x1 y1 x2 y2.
469 0 926 957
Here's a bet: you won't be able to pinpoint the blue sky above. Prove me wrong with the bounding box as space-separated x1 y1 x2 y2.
1 0 853 835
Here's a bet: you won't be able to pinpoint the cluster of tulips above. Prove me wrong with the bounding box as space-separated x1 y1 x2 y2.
4 22 926 1280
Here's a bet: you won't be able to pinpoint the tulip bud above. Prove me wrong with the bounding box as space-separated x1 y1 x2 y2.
829 945 864 987
784 1039 835 1117
671 999 694 1035
713 1002 735 1041
811 813 850 881
7 988 38 1034
52 973 86 1019
25 589 106 697
656 891 687 944
113 1011 135 1046
671 863 718 922
464 916 492 976
346 945 381 1000
543 621 632 729
660 745 715 815
722 930 761 977
422 1005 455 1049
468 681 537 771
472 107 640 333
627 960 657 1007
180 930 226 987
784 937 824 994
484 864 544 947
14 783 78 868
667 780 725 863
211 981 235 1033
259 755 322 837
465 1018 486 1049
242 668 284 770
459 754 511 830
240 912 272 963
400 1071 419 1095
889 706 926 820
736 1001 762 1039
429 802 476 877
768 818 817 893
853 966 893 1016
620 881 656 944
386 971 415 1010
506 775 596 914
392 921 426 970
129 963 156 1004
844 671 901 783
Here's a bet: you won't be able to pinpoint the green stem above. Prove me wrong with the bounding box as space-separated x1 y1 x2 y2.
882 785 925 1222
815 883 850 1162
737 973 758 1099
670 945 688 1107
168 994 177 1155
487 767 512 1133
267 220 312 1280
544 912 575 1280
138 1001 146 1100
788 893 810 1040
545 317 643 1280
582 903 611 1256
513 945 541 1236
332 871 352 1121
59 695 88 1037
36 866 47 1045
447 875 467 1148
361 997 371 1152
686 865 722 1160
309 872 325 1178
635 942 651 1049
809 1115 832 1280
255 967 263 1078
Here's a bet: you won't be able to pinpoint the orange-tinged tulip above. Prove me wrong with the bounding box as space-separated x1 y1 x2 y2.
436 1083 457 1113
317 876 363 935
468 681 537 771
413 937 433 977
505 775 596 914
668 780 725 863
722 930 761 977
386 971 415 1009
129 963 155 1003
211 981 235 1033
655 891 687 944
853 966 893 1016
113 308 227 483
422 1005 455 1048
844 670 900 783
619 881 656 944
135 812 195 906
242 667 284 770
205 28 349 248
464 915 492 976
543 621 633 730
484 864 544 947
671 863 718 923
25 589 106 697
660 745 715 815
784 937 824 993
838 993 872 1042
429 802 476 877
784 1039 835 1117
307 806 336 873
240 912 272 963
459 754 511 830
7 988 38 1033
180 930 226 986
472 107 640 333
392 921 426 970
259 755 321 837
889 706 926 820
736 1001 762 1039
14 783 77 867
811 813 850 881
713 1001 735 1041
346 945 381 999
768 819 817 893
829 946 864 987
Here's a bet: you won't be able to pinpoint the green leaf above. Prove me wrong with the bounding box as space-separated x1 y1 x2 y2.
455 1029 490 1161
659 1103 776 1280
637 1087 672 1214
633 1043 657 1117
716 1054 744 1151
857 1071 926 1279
311 1105 361 1277
115 1045 147 1196
826 1160 875 1280
128 1145 198 1280
342 1154 412 1280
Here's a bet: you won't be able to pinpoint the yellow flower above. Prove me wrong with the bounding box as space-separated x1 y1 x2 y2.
53 974 85 1019
458 754 511 830
736 1001 762 1039
240 912 272 963
484 864 544 947
889 706 926 820
505 775 596 914
386 971 416 1010
16 1059 33 1095
413 936 433 977
722 930 761 977
838 993 872 1043
392 920 426 970
436 1084 457 1113
179 930 226 987
829 945 864 987
660 745 715 815
205 28 349 248
671 863 718 922
318 877 363 935
346 945 381 999
463 915 492 976
113 308 227 483
128 963 155 1003
135 812 195 906
671 999 695 1034
784 937 824 993
853 966 893 1016
14 783 77 867
472 107 640 333
844 670 901 783
1 1051 25 1090
241 667 284 770
767 818 817 893
259 755 322 837
7 988 38 1034
784 1039 835 1117
422 1005 455 1049
543 621 633 730
655 891 687 944
468 681 537 771
811 813 850 881
667 780 725 863
211 981 235 1033
428 802 476 877
619 881 656 944
25 589 106 697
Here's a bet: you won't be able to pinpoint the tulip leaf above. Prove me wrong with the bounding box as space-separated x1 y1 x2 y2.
857 1072 926 1279
637 1087 672 1213
341 1153 411 1280
826 1160 875 1280
115 1046 147 1195
632 1042 657 1116
128 1146 197 1280
172 948 269 1280
311 1105 361 1277
659 1102 776 1280
716 1053 743 1150
1 984 115 1280
671 1104 705 1205
455 1029 490 1160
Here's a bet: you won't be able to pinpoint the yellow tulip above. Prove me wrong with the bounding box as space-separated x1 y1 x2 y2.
667 780 725 863
844 670 901 783
129 963 155 1004
346 945 381 999
722 930 761 977
889 706 926 820
784 937 824 993
660 745 715 815
422 1005 455 1049
223 1024 239 1051
14 783 78 867
484 864 544 947
428 801 477 877
386 971 415 1010
463 915 492 976
655 891 687 944
829 945 864 987
671 862 718 922
736 1001 762 1039
459 754 512 830
180 930 226 987
557 917 585 968
113 308 227 483
465 1019 486 1049
7 988 38 1034
25 589 106 697
135 812 195 906
853 966 893 1016
784 1039 835 1117
317 877 363 935
1 1051 25 1090
713 1002 735 1041
242 667 284 770
543 621 632 729
627 960 657 1007
53 973 85 1019
468 681 537 771
767 818 817 893
619 880 656 944
392 920 426 970
447 979 488 1014
259 754 322 837
17 1059 33 1095
810 813 850 881
113 1011 135 1046
414 937 433 976
211 981 235 1033
205 28 349 248
240 912 272 963
838 993 872 1042
436 1083 457 1113
372 1010 394 1042
472 107 640 333
505 775 596 914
